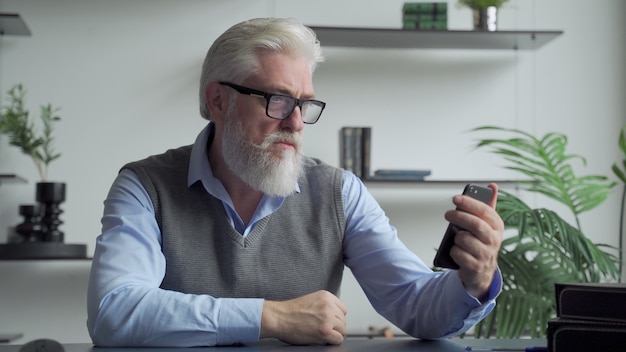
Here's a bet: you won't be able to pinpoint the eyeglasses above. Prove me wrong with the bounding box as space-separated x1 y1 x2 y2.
219 82 326 124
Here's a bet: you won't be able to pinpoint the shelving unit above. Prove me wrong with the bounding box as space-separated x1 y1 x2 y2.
363 179 518 185
0 243 90 260
317 26 563 185
0 174 27 186
0 333 22 343
0 13 31 36
361 179 524 190
0 174 89 260
308 26 563 50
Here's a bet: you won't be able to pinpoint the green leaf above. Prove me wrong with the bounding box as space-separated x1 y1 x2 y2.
471 126 621 338
0 84 62 180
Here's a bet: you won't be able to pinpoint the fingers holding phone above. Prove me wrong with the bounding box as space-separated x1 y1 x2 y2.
433 184 495 269
433 184 504 299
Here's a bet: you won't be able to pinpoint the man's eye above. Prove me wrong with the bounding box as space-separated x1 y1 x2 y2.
270 95 291 104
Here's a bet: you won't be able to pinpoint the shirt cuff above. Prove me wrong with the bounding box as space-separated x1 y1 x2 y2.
460 267 502 324
216 298 264 345
483 267 503 303
437 269 501 338
461 267 502 305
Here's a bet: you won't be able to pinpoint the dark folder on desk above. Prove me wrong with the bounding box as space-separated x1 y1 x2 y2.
555 282 626 322
548 282 626 352
548 318 626 352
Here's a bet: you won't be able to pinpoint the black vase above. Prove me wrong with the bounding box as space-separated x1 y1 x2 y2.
14 204 44 242
36 182 66 242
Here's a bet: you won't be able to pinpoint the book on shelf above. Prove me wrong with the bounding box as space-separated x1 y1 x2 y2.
373 169 431 176
402 2 447 30
361 127 372 178
403 20 447 30
367 169 432 181
339 127 355 175
402 13 447 22
353 127 362 178
339 126 371 179
402 2 447 14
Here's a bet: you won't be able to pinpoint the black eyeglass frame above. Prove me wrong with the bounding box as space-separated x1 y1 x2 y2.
219 81 326 124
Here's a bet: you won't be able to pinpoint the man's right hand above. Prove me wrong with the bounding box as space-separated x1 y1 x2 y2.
260 290 348 345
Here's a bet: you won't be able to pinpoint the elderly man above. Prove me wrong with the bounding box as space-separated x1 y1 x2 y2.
87 17 503 347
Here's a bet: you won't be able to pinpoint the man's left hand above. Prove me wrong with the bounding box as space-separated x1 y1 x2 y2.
444 183 504 301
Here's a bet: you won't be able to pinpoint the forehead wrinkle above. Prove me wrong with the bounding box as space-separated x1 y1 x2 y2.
248 53 315 99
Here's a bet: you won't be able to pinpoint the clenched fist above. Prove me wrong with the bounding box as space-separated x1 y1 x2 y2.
260 290 348 345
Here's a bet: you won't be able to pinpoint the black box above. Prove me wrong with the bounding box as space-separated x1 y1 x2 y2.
555 282 626 323
548 318 626 352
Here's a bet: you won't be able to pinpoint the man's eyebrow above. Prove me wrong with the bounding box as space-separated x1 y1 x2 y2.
269 86 316 99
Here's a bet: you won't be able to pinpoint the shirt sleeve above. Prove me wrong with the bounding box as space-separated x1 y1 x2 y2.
341 171 501 339
86 169 264 347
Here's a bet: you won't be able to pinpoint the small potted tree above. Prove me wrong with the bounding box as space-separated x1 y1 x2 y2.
0 84 85 258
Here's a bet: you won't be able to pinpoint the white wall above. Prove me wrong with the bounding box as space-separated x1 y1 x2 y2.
0 0 624 344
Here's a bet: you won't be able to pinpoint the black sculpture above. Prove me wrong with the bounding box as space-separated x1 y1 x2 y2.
36 182 66 242
0 182 87 259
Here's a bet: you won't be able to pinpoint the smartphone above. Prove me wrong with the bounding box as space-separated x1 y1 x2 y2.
433 184 494 269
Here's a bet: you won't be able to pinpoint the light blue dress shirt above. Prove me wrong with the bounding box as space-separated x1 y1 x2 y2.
87 123 501 347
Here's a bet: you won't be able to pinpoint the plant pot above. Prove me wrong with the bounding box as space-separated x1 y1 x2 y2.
36 182 66 242
0 181 88 259
473 6 498 31
14 204 43 242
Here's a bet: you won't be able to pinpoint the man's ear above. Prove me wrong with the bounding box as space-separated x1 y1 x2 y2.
205 81 228 122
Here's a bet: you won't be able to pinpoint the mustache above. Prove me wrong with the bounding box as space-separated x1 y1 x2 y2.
257 131 303 151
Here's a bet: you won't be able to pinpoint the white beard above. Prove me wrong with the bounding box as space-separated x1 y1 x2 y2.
221 112 304 197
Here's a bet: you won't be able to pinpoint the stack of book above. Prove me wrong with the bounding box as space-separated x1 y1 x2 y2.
339 126 371 179
547 282 626 352
402 2 448 30
367 169 431 181
339 127 431 181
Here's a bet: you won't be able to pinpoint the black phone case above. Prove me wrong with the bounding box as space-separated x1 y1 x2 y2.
433 184 493 269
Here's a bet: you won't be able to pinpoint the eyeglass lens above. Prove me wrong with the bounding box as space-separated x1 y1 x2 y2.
267 95 323 124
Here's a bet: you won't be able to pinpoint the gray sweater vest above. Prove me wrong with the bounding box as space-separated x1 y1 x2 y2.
123 145 346 300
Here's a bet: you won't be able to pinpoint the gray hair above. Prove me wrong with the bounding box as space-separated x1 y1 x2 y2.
198 18 325 120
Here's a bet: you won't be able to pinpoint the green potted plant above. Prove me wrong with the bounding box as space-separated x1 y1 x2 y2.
457 0 510 8
457 0 511 31
611 126 626 271
470 126 620 338
0 83 67 244
0 84 61 182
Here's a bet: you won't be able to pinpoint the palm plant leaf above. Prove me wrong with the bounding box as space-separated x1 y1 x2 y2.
0 84 61 181
612 127 626 184
501 195 617 279
476 193 619 337
473 126 616 225
476 237 576 338
613 162 626 183
471 126 620 338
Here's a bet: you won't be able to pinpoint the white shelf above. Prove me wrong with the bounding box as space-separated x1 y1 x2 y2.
0 13 31 36
0 174 28 186
308 26 563 50
362 180 523 192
